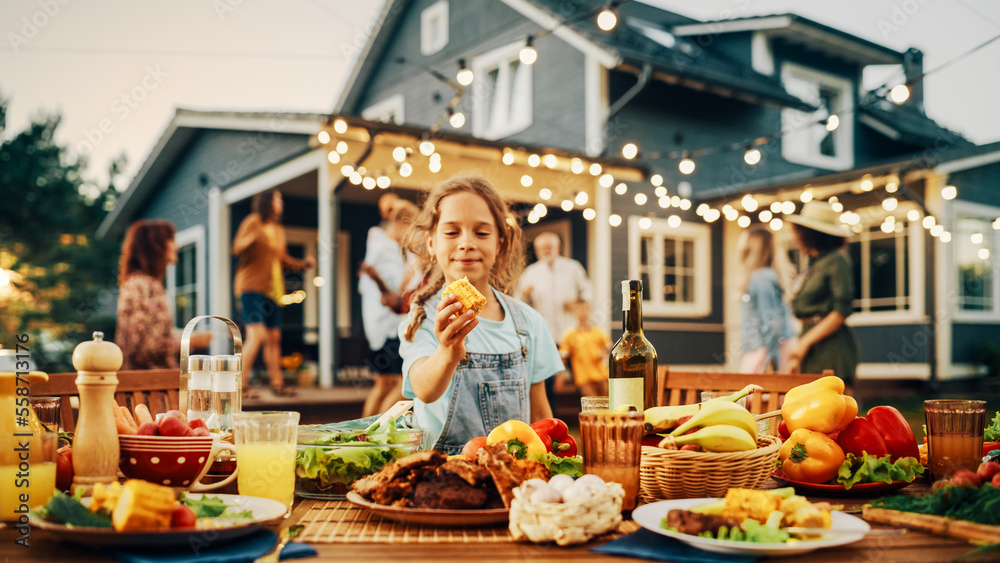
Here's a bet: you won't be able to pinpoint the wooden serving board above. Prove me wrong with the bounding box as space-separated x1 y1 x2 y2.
863 506 1000 543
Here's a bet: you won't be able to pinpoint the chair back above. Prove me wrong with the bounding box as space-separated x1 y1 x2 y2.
31 369 181 432
657 366 835 433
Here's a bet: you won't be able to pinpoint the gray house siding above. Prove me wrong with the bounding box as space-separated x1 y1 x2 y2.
855 323 934 366
952 324 1000 364
948 161 1000 207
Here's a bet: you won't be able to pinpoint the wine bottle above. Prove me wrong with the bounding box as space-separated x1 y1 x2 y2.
609 280 658 411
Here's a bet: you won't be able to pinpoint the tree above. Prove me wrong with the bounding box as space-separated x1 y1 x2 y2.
0 94 124 371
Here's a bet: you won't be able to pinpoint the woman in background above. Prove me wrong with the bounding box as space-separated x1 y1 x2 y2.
737 226 797 373
785 201 860 388
233 190 315 398
117 220 211 369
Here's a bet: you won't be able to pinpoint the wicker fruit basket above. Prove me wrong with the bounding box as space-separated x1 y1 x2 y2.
639 435 781 500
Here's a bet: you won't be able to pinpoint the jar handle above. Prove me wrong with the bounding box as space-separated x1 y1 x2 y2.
179 316 243 414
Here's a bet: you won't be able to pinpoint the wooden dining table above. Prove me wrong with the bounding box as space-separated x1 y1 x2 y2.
2 477 995 562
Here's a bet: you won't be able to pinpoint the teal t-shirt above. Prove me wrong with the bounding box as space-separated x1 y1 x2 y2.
398 287 564 444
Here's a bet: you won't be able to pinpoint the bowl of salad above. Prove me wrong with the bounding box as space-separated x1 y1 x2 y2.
294 418 423 500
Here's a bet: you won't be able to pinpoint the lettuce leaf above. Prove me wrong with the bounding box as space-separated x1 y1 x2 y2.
295 418 418 492
34 491 112 528
985 411 1000 442
528 452 583 478
836 453 924 489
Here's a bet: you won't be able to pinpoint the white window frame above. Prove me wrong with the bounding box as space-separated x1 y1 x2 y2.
844 202 927 326
167 225 206 327
627 216 711 317
471 40 533 140
284 227 319 332
780 62 854 171
361 94 404 125
420 0 449 56
949 199 1000 322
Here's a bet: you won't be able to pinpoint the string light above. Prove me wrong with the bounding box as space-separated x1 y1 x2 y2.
543 154 558 168
941 231 952 243
882 197 898 211
539 188 552 200
597 4 618 31
419 140 435 155
333 118 347 134
527 154 541 167
399 162 412 177
392 147 407 162
317 131 330 144
759 210 772 222
972 232 984 244
667 215 682 228
570 158 584 174
942 185 958 200
737 216 751 228
654 186 667 198
598 174 614 188
679 198 691 210
860 177 874 191
533 203 548 218
801 190 814 202
575 191 588 205
362 176 376 190
634 193 647 205
589 163 602 175
502 149 515 165
519 36 537 65
825 115 840 131
327 151 340 164
743 146 761 166
638 217 652 230
696 204 708 216
741 194 759 212
448 108 466 128
650 174 663 186
622 143 638 159
376 176 390 189
428 159 442 173
456 58 474 86
340 164 354 177
922 216 936 229
521 175 533 187
886 181 899 193
561 199 574 211
582 208 596 220
889 84 910 104
336 141 349 154
907 209 920 221
609 214 622 227
349 171 362 185
678 154 695 175
769 218 783 230
615 183 627 195
658 196 670 208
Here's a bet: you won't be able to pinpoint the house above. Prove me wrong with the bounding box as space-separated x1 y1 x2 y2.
100 0 999 387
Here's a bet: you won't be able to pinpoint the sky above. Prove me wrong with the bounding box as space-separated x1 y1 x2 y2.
1 0 998 188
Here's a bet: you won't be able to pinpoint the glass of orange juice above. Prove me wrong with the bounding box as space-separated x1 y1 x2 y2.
1 431 57 521
924 400 986 481
233 411 299 514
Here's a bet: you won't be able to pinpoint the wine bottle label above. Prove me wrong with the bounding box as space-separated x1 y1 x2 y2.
610 377 644 411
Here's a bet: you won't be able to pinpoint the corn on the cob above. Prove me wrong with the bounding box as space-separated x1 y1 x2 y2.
722 489 783 523
780 496 832 529
90 481 123 516
442 277 487 316
111 479 177 531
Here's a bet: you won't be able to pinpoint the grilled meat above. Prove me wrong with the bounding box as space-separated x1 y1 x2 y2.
666 509 742 536
412 471 489 509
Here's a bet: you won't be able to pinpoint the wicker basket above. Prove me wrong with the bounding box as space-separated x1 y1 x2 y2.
639 435 781 500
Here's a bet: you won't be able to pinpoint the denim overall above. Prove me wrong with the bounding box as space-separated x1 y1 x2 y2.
426 290 531 455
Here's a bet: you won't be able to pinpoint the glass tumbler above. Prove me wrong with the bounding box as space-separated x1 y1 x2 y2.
924 400 986 481
578 410 644 512
233 411 299 513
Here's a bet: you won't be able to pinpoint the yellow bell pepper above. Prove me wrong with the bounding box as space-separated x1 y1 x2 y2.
781 375 858 434
486 420 547 460
779 428 846 484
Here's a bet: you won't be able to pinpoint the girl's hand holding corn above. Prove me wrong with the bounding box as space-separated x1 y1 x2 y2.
434 293 479 361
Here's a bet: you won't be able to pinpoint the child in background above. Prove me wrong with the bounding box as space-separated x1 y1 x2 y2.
560 299 610 398
399 176 563 455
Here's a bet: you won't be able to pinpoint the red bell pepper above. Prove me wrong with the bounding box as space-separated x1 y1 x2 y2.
866 406 919 462
836 417 889 458
530 418 578 458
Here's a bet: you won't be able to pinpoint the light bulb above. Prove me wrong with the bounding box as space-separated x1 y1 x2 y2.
318 131 330 144
634 193 647 205
539 188 552 200
570 158 584 174
399 162 412 177
502 150 515 165
519 37 537 65
419 140 435 155
889 84 910 104
333 118 347 134
543 154 558 169
376 176 390 189
456 59 474 86
679 157 695 175
598 174 614 188
527 154 541 167
575 192 588 205
609 213 622 227
392 147 407 162
589 163 602 175
597 8 617 31
449 110 466 128
942 185 957 200
560 199 573 212
638 217 652 230
743 147 761 166
650 174 663 186
521 175 533 187
826 114 840 131
583 208 596 221
622 143 638 159
327 151 340 164
615 183 627 195
362 176 376 190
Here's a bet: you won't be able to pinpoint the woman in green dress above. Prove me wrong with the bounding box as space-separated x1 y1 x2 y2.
785 201 860 388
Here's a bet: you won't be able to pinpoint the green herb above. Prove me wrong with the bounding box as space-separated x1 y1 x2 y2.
527 452 583 478
870 483 1000 526
34 491 112 528
181 494 253 519
986 411 1000 442
836 453 924 489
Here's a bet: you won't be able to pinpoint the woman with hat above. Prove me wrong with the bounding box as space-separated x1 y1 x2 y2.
784 200 860 387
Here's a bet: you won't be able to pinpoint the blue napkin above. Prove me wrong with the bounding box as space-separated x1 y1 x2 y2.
592 528 760 563
108 529 317 563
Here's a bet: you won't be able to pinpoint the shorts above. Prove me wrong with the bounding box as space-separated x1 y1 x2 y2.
366 337 403 375
240 293 283 328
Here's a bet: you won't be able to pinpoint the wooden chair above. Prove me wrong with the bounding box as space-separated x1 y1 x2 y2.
657 366 835 433
31 369 181 432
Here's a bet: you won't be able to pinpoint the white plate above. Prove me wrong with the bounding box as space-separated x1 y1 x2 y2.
29 493 288 547
632 498 870 557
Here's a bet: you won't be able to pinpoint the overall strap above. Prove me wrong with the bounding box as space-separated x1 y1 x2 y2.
497 291 529 358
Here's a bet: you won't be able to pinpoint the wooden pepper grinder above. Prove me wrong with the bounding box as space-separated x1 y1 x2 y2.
71 331 123 493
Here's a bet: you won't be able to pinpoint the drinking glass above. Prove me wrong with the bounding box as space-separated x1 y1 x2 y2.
580 396 609 411
924 400 986 481
233 411 299 513
578 410 644 512
1 431 57 521
30 396 61 433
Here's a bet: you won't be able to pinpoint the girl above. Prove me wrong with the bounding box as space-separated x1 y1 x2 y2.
399 176 563 454
736 226 797 373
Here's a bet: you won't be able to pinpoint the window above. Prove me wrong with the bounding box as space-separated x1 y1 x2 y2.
472 41 533 139
361 94 404 125
955 211 997 314
627 216 711 317
167 225 205 327
420 1 448 56
781 63 853 170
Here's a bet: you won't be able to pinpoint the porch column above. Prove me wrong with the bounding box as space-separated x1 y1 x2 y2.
317 159 335 387
585 53 612 333
208 187 232 355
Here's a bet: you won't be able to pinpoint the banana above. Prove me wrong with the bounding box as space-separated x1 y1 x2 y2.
657 424 757 452
669 400 758 441
643 384 761 433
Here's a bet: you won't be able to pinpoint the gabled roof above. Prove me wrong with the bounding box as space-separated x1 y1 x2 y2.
336 0 816 116
859 99 972 148
97 109 325 238
672 13 905 66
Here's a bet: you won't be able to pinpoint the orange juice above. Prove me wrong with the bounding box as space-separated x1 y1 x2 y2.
928 433 983 480
237 442 296 508
0 462 56 521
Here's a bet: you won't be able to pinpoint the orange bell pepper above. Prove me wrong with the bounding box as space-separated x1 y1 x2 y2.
486 420 547 460
779 428 846 484
781 375 858 434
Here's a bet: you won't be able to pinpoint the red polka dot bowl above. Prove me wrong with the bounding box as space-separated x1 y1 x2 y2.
119 434 237 491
